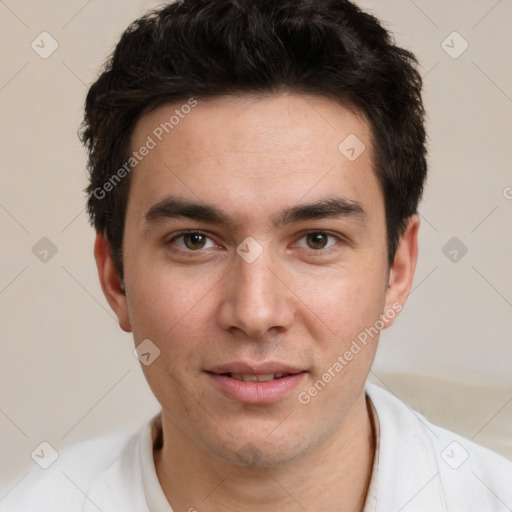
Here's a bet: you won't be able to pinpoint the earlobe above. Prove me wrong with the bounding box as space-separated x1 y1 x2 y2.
383 214 420 329
94 233 132 333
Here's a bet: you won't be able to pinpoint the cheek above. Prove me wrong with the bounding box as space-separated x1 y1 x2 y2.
294 265 387 344
126 255 221 341
128 269 210 411
126 262 223 409
294 273 385 415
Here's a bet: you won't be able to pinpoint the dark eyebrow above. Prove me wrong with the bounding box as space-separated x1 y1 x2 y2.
273 196 366 227
143 195 366 231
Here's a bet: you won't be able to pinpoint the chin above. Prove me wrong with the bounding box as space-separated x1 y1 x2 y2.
208 428 317 469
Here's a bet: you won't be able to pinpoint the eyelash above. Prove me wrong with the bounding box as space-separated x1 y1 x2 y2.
165 230 344 257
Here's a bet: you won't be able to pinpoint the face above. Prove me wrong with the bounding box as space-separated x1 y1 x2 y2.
96 93 417 467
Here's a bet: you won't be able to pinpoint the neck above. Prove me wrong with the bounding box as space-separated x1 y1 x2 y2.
154 394 376 512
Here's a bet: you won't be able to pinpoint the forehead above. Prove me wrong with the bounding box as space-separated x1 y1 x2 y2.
126 93 381 231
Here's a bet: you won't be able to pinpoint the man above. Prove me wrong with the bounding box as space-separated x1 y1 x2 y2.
5 0 511 511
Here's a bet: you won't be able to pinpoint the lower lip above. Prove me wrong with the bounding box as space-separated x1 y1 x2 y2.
207 372 307 404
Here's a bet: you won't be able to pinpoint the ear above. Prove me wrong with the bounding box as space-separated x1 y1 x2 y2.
94 232 132 333
382 214 420 329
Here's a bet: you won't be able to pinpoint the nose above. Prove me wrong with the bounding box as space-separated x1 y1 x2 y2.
217 244 295 339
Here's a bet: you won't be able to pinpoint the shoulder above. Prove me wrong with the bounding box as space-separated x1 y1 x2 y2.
1 426 142 512
365 382 512 511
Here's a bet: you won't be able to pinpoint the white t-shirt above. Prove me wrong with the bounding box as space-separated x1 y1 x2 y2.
2 383 511 511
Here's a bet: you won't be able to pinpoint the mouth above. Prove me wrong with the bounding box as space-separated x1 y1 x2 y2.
205 362 307 404
219 372 293 382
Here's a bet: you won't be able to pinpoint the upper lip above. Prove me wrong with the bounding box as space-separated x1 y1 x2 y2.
207 362 306 375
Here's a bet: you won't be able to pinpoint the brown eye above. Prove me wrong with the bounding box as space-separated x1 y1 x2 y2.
306 232 329 249
295 231 340 253
168 231 215 252
182 232 207 250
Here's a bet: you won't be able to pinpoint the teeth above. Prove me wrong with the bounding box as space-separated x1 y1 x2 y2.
256 373 275 382
230 373 257 381
229 373 290 382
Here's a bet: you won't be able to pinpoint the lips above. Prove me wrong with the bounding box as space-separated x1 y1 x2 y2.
206 362 307 404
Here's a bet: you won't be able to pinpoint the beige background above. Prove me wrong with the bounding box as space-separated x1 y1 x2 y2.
1 0 511 497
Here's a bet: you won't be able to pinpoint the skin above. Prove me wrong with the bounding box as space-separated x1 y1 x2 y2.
95 93 419 511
